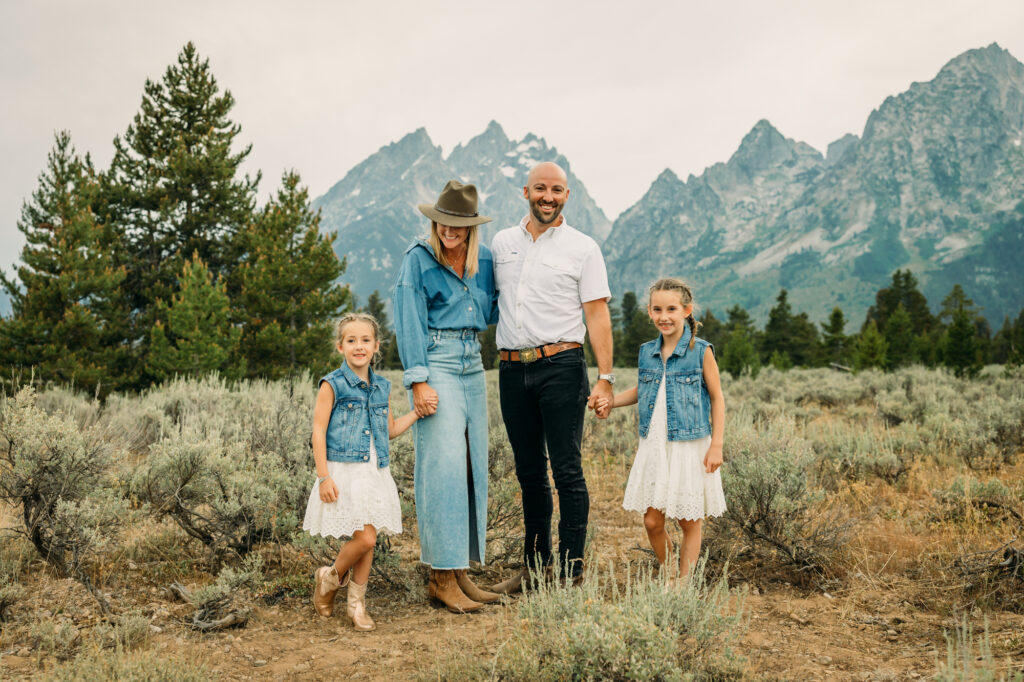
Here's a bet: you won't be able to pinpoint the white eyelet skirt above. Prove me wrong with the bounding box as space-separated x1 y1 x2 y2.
302 439 403 537
622 380 727 521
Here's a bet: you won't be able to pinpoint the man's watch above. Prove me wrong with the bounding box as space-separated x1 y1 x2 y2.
598 373 616 385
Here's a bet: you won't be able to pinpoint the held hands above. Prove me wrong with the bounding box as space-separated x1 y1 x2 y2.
587 380 614 419
411 381 439 418
703 444 723 474
318 476 339 503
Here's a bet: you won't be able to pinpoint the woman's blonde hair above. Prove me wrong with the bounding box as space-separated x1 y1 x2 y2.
649 277 702 349
334 312 383 365
428 221 480 277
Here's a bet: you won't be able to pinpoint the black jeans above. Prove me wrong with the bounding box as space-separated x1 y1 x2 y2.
499 348 590 577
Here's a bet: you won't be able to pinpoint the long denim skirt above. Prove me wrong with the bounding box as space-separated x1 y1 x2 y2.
411 330 489 569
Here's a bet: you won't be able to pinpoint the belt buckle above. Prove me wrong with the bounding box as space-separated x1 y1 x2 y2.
519 347 540 363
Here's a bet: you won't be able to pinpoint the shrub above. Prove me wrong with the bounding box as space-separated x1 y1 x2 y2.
430 559 745 680
0 387 128 612
0 573 24 622
40 650 212 681
811 423 908 485
934 619 1023 682
171 554 263 631
131 376 314 565
717 410 851 577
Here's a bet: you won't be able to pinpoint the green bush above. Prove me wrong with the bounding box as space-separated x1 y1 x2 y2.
0 387 129 612
717 410 850 576
430 559 745 681
40 650 212 681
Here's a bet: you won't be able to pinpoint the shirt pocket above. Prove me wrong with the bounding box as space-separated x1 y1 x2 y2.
493 253 519 290
637 370 659 410
669 371 703 424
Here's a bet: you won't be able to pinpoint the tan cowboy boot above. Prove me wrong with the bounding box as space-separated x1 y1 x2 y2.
313 565 349 617
455 569 500 604
428 569 482 613
346 579 375 631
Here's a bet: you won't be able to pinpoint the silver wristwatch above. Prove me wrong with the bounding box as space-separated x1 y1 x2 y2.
598 373 616 384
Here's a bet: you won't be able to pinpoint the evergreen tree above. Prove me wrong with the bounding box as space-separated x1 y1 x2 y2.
0 132 130 395
992 310 1024 366
361 290 400 369
616 291 650 367
148 253 241 381
720 326 760 379
853 321 888 371
760 289 794 366
883 304 915 369
788 312 821 367
106 42 259 384
865 269 934 335
699 309 726 352
232 172 350 379
943 307 981 378
820 307 849 366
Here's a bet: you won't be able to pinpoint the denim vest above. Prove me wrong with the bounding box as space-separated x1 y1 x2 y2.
320 363 391 468
637 327 714 441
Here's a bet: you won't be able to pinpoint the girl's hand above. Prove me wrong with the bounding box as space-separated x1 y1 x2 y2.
318 476 339 503
592 397 611 417
703 445 723 474
411 382 439 418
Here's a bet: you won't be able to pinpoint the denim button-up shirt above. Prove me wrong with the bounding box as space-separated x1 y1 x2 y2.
637 327 714 441
320 363 391 467
392 238 498 389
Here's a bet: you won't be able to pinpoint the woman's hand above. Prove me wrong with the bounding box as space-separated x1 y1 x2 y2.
703 444 723 474
318 476 339 503
411 381 439 417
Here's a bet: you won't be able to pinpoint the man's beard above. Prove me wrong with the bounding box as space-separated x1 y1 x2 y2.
530 199 563 226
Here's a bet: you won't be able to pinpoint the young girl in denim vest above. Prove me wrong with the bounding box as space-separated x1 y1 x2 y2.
302 312 421 631
598 278 726 581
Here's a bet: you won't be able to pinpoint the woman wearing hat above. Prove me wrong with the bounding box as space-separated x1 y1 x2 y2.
392 180 499 613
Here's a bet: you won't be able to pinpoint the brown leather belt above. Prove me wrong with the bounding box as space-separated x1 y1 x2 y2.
499 342 582 363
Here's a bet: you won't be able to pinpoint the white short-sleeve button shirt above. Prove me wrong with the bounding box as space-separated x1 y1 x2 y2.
492 216 611 350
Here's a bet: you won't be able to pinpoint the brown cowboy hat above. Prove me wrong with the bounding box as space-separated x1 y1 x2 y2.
418 180 492 227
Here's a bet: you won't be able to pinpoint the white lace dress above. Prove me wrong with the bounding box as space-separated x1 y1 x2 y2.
622 378 727 521
302 438 403 537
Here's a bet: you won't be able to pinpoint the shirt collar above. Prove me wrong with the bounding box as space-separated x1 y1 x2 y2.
648 326 693 358
517 214 570 240
340 362 376 389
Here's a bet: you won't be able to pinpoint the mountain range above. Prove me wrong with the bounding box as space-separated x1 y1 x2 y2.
312 123 610 305
314 43 1023 326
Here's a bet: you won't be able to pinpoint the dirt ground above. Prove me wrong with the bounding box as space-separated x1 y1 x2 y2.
3 447 1024 680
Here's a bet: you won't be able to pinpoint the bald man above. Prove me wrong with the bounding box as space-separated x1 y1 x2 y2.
489 162 614 592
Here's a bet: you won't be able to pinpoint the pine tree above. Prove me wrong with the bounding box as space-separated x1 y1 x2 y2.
761 289 794 366
788 312 821 367
853 321 888 371
361 290 399 369
942 303 981 379
883 304 915 369
699 309 726 352
147 253 241 381
616 291 650 367
820 307 848 366
232 172 350 380
106 42 259 384
0 132 130 395
720 326 760 379
865 269 935 335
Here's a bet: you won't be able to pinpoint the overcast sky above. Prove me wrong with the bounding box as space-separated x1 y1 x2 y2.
2 0 1023 275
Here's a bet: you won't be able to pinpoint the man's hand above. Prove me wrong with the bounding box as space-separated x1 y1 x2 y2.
588 380 613 419
411 381 439 417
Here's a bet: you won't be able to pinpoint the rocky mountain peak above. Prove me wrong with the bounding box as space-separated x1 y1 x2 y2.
728 119 819 178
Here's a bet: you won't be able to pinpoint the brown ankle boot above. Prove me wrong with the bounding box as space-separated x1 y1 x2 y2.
488 566 550 595
455 569 500 603
346 580 375 631
428 569 482 613
313 565 348 617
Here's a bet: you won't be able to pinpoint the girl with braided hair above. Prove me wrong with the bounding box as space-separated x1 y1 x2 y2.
595 277 726 581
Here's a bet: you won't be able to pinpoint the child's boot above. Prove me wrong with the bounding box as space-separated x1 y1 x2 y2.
455 569 500 603
346 580 375 631
313 565 348 617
